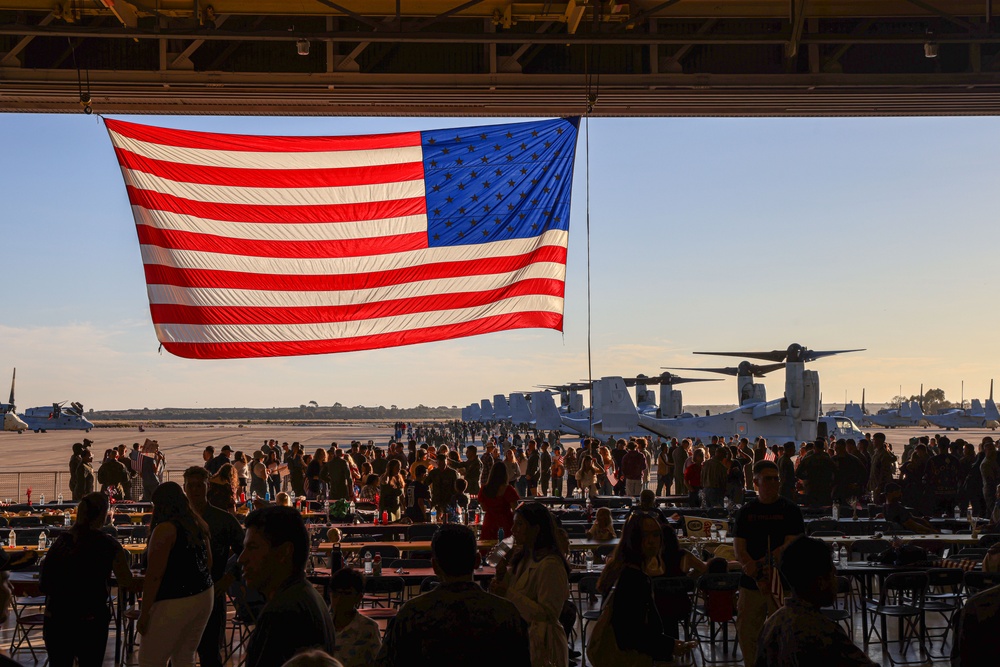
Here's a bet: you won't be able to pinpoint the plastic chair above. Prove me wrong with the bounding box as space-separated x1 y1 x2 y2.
864 571 928 665
692 572 741 664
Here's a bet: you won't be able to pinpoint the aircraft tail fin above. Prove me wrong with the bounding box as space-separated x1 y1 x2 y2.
986 380 1000 422
598 377 640 433
7 368 14 408
509 393 533 424
844 402 864 423
972 398 985 416
910 401 924 420
480 399 493 419
531 391 564 431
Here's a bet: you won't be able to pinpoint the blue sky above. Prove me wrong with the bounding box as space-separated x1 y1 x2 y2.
2 113 998 411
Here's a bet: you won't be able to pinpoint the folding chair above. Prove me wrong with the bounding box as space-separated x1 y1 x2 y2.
9 594 46 662
921 568 964 658
820 575 854 639
864 571 928 665
574 575 602 666
362 577 405 609
692 572 741 664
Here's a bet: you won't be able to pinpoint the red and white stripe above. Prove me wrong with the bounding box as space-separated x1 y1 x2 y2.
105 120 568 359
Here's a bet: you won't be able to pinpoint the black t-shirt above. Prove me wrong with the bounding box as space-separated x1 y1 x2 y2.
40 529 123 619
405 480 430 522
733 497 805 590
201 503 245 582
884 501 914 527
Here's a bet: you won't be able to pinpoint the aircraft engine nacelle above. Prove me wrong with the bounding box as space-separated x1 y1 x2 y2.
569 393 584 413
640 389 656 406
663 389 683 419
751 384 767 403
796 370 820 442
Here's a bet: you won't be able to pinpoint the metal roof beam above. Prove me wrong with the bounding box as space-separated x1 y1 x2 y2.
0 10 53 67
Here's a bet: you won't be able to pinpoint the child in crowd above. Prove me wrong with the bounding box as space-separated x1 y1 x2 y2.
329 568 381 667
587 507 617 541
359 474 379 503
453 478 470 515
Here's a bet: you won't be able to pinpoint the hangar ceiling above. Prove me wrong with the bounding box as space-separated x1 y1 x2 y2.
1 1 999 116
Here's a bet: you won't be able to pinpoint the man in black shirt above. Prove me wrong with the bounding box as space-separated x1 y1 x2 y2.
882 482 938 534
239 506 335 667
525 440 540 497
733 460 805 667
205 445 232 476
183 466 246 667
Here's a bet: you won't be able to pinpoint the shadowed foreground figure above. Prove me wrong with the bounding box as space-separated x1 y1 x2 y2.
755 536 877 667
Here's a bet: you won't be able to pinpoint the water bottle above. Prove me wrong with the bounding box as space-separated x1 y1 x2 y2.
585 550 595 572
8 529 15 548
57 493 63 505
39 493 45 505
832 504 840 521
968 505 974 522
373 553 382 576
363 550 373 575
349 500 356 517
457 507 464 525
475 508 482 525
832 542 840 563
324 497 330 517
289 491 296 507
63 511 71 526
37 531 47 550
430 508 438 524
264 491 271 502
839 545 848 563
954 505 961 520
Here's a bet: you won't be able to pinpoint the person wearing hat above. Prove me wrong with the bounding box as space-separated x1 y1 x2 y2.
883 482 938 535
69 442 86 501
206 445 233 476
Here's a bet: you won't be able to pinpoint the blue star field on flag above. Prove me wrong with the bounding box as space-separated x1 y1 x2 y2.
421 118 579 247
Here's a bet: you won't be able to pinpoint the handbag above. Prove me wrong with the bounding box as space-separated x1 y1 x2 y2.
585 587 654 667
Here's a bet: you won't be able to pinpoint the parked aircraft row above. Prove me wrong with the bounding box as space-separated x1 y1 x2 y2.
463 343 874 444
1 369 95 433
827 383 999 431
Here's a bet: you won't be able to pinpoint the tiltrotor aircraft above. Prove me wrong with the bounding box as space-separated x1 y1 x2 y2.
1 370 29 433
610 344 867 443
922 381 1000 430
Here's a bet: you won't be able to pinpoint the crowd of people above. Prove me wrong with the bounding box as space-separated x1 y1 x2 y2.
2 426 998 666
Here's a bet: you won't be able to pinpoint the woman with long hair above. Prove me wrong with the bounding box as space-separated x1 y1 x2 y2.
491 502 570 667
574 455 602 497
232 451 248 497
208 462 239 514
598 446 614 495
477 461 520 541
40 493 136 667
586 507 617 541
503 448 520 491
595 513 694 663
306 448 327 499
378 459 406 520
138 482 214 667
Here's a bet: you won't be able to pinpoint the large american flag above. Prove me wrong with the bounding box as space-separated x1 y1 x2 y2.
105 118 578 359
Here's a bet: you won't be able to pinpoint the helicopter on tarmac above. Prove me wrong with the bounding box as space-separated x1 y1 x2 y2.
922 381 1000 430
1 370 29 433
607 344 867 443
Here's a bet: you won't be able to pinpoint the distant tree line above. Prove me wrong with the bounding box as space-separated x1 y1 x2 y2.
88 403 460 422
887 388 953 413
